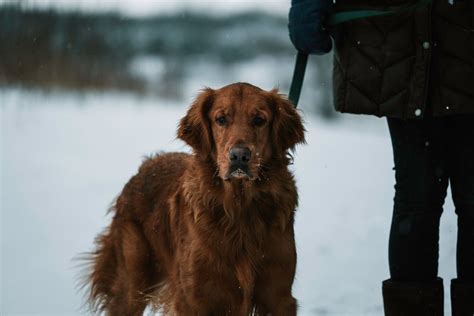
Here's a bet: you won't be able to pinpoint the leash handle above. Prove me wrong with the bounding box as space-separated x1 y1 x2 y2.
288 51 308 108
328 0 432 25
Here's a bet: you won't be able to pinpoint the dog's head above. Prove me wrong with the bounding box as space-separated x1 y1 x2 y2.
178 83 305 181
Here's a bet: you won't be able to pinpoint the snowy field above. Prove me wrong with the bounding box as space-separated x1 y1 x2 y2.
1 88 458 315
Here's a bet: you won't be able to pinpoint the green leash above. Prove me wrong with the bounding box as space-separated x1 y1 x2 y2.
288 52 308 107
328 0 433 25
288 0 433 107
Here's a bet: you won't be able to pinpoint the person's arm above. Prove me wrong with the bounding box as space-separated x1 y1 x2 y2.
288 0 334 55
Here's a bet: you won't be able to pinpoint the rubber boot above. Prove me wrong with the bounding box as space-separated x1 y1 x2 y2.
382 278 444 316
451 279 474 316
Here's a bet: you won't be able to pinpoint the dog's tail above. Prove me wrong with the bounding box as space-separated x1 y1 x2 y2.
76 214 119 314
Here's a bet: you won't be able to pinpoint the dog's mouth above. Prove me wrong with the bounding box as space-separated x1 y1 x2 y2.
224 167 252 181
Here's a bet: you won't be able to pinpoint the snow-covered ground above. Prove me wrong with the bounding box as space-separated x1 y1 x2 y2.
1 88 457 315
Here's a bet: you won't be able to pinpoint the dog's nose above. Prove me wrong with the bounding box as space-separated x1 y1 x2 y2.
229 147 251 164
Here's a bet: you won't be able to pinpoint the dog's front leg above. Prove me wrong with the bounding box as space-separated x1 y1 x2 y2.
253 226 298 316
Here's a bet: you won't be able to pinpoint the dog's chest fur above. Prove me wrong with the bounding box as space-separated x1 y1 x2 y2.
169 168 290 298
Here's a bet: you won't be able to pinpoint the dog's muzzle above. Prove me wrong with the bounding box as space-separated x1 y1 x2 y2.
225 146 252 180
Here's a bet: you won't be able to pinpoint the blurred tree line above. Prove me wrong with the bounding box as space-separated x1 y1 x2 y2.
0 5 292 91
0 4 335 118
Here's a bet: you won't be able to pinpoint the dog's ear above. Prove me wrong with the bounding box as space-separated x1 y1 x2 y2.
268 89 306 156
178 88 215 155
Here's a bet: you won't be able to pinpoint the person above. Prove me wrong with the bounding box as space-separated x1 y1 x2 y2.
288 0 474 315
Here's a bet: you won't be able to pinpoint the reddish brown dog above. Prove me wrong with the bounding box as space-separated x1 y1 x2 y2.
85 83 305 315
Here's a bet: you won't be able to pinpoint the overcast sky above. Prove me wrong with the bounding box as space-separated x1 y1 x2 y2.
1 0 290 16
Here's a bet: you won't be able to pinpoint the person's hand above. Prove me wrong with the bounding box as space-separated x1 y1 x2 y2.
288 0 334 55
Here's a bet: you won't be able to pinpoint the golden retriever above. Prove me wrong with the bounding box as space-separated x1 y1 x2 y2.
83 82 305 315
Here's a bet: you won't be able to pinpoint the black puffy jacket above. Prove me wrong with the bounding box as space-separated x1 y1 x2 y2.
332 0 474 118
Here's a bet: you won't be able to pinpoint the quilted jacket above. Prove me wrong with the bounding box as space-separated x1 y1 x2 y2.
332 0 474 118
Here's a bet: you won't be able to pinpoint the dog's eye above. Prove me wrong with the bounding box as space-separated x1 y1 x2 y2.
216 116 227 126
253 116 266 127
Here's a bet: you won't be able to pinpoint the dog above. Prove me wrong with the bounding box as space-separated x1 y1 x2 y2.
83 82 305 315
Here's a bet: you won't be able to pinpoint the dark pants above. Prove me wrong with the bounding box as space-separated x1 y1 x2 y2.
387 116 474 282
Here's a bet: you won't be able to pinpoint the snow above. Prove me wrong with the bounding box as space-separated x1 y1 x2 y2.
1 88 457 315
